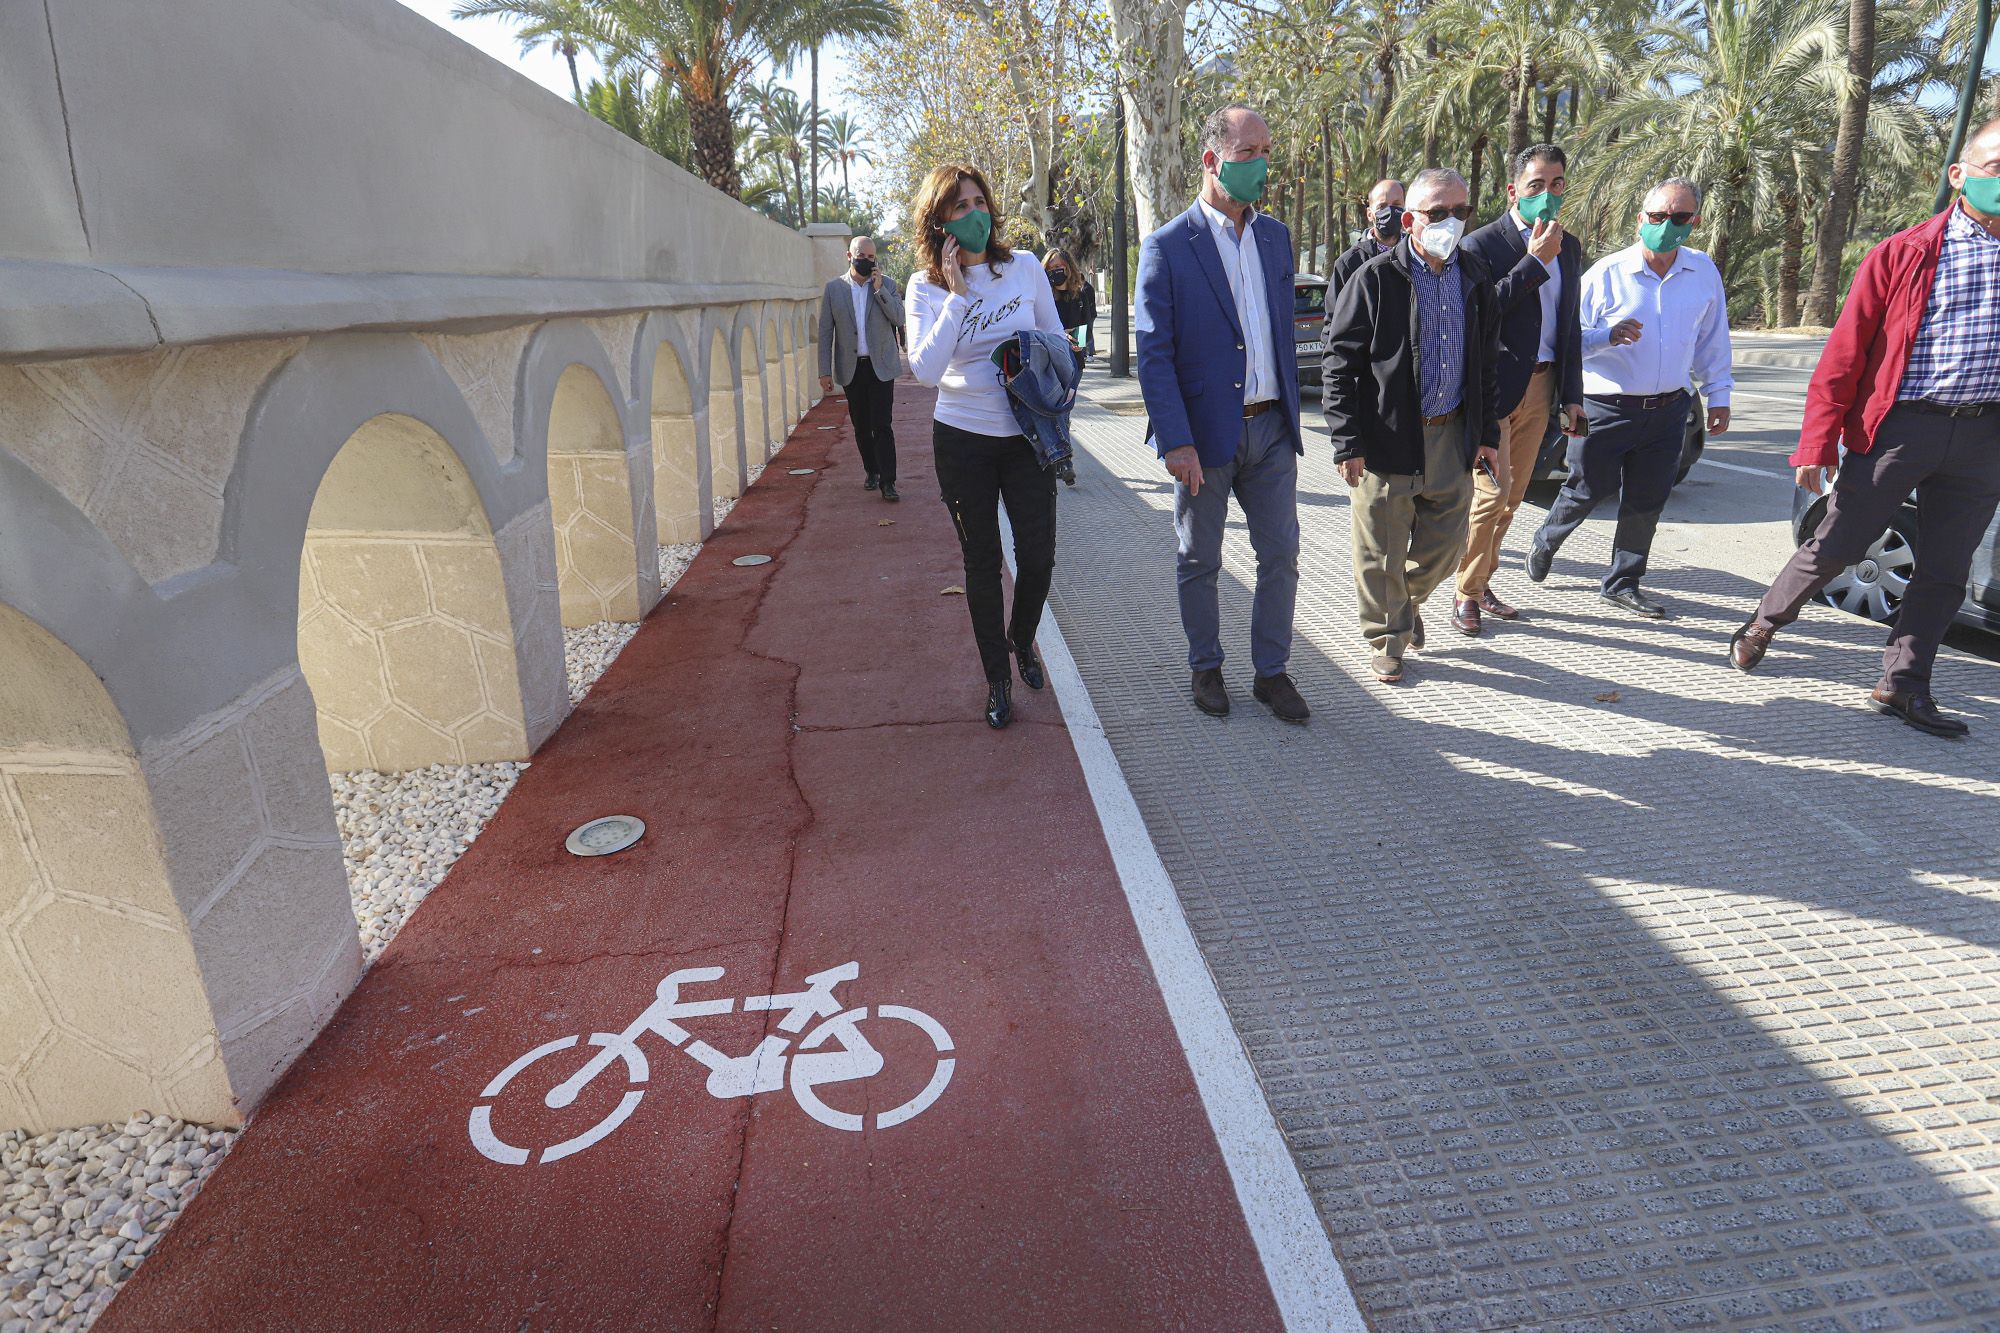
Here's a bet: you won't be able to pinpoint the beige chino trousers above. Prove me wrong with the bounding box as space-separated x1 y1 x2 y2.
1351 418 1474 661
1457 365 1554 598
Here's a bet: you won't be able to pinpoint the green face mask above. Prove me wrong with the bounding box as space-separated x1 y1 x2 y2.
1216 155 1269 205
1516 190 1562 224
943 209 993 254
1961 170 2000 215
1639 217 1694 253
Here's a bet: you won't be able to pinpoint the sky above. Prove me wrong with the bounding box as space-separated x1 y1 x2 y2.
394 1 874 190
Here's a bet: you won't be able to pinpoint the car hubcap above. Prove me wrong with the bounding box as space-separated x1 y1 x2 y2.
1820 528 1915 624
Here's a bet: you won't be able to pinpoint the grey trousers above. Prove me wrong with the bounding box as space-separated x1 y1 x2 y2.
1351 420 1473 660
1756 403 2000 693
1173 410 1300 678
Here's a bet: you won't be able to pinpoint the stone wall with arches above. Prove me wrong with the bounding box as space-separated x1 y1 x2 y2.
1 0 853 1133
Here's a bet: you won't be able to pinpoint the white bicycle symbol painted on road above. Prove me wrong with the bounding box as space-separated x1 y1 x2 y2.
468 961 955 1165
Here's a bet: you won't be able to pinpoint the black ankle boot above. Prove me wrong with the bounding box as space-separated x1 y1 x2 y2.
985 678 1013 729
1015 642 1045 690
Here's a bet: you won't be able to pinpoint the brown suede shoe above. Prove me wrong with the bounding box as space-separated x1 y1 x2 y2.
1728 620 1775 673
1451 598 1482 636
1253 672 1311 724
1192 668 1229 717
1480 588 1520 620
1870 686 1969 737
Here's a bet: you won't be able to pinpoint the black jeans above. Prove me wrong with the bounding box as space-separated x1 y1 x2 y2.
842 359 897 482
1534 392 1689 594
934 420 1058 682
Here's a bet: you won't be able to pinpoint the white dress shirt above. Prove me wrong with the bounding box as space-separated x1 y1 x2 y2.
1197 197 1278 404
848 274 872 358
1578 243 1734 407
1514 211 1560 365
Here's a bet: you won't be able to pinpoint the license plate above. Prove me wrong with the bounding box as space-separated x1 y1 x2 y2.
1298 341 1324 356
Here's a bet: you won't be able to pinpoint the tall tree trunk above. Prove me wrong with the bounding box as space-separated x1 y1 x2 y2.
1568 81 1579 130
1778 181 1805 327
1506 58 1533 160
1468 133 1488 224
1541 88 1558 142
809 45 821 222
1107 0 1193 237
1319 115 1335 269
1711 167 1747 286
562 41 583 103
795 152 808 229
688 93 741 198
1424 36 1440 166
1804 0 1876 325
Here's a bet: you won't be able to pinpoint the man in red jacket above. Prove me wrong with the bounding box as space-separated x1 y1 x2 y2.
1730 118 2000 737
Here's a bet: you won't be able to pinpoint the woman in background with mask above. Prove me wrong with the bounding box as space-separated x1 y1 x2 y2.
1043 248 1097 369
905 163 1068 730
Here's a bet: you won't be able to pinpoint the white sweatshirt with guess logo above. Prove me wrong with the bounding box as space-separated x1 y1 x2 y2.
907 257 1064 438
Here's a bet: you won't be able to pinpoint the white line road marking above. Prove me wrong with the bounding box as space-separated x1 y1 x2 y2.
1697 457 1792 480
1001 511 1364 1333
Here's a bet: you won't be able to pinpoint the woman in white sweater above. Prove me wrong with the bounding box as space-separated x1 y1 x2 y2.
905 163 1067 730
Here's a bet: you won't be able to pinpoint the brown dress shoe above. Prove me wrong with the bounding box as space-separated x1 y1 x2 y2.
1192 667 1229 717
1728 620 1774 672
1253 672 1311 724
1451 598 1482 636
1480 589 1520 620
1870 686 1970 737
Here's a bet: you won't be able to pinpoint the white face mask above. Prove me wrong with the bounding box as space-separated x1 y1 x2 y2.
1417 215 1465 261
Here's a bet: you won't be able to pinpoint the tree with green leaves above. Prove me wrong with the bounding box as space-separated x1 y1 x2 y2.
453 0 600 101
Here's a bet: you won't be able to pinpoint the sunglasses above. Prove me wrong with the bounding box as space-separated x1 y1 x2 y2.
1644 210 1697 226
1409 204 1473 222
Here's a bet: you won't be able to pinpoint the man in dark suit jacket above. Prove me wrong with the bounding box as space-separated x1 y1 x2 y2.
1136 103 1309 724
1322 167 1501 684
1328 178 1404 303
1451 144 1588 634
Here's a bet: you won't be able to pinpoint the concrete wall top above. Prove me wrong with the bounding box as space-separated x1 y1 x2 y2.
0 0 818 358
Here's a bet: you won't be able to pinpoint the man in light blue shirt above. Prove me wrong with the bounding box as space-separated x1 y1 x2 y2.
1527 177 1733 618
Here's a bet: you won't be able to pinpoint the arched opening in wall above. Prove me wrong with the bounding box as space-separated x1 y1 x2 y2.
805 309 823 406
738 327 768 468
297 414 532 772
707 329 741 500
650 344 701 545
764 318 789 436
0 604 234 1132
792 310 811 414
546 365 645 628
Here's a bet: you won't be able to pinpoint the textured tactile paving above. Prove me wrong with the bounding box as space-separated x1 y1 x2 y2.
1051 394 2000 1332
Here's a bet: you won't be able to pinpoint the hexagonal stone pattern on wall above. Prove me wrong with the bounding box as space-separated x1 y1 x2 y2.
298 535 530 772
548 454 643 628
1050 399 2000 1331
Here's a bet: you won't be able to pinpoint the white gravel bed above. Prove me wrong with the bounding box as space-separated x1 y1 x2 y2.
712 495 737 524
333 762 526 962
659 542 698 593
1 1115 237 1330
745 461 766 486
562 621 640 707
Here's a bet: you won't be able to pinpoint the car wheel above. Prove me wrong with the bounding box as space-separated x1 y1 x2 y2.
1817 516 1916 624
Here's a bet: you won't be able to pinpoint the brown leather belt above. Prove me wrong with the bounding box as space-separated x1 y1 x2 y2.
1904 398 1999 418
1243 399 1278 419
1532 361 1554 373
1421 407 1463 427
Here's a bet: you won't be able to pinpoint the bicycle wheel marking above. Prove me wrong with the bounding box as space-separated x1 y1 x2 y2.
466 962 956 1163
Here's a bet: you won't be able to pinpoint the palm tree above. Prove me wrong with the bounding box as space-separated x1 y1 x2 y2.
1804 0 1877 324
747 81 820 224
780 0 901 222
826 112 873 202
452 0 598 102
1412 0 1620 161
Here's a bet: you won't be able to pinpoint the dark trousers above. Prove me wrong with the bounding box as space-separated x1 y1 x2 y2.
842 359 897 482
934 420 1058 682
1757 404 2000 693
1534 392 1689 594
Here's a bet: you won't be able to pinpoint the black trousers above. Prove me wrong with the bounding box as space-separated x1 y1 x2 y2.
1533 392 1689 594
1757 403 2000 693
842 359 897 482
933 420 1058 682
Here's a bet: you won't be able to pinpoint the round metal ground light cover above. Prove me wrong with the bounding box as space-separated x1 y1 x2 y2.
732 554 773 567
566 815 646 857
787 467 816 475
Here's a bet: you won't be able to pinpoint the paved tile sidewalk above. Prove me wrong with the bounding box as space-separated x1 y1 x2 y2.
1051 388 2000 1332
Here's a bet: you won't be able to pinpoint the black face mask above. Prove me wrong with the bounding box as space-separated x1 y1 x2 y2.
1048 267 1069 284
852 256 876 277
1372 204 1403 241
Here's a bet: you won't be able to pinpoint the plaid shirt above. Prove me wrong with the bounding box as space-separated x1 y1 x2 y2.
1898 205 2000 405
1407 250 1466 416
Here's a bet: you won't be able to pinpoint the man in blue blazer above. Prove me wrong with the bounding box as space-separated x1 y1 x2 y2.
1451 144 1588 634
1135 104 1309 724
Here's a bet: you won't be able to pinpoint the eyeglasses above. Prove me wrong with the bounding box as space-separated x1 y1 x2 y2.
1644 210 1697 226
1410 204 1473 223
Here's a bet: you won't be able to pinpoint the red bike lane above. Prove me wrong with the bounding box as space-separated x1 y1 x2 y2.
99 385 1291 1331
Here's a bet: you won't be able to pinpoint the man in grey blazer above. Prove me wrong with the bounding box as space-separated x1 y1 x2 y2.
819 236 906 500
